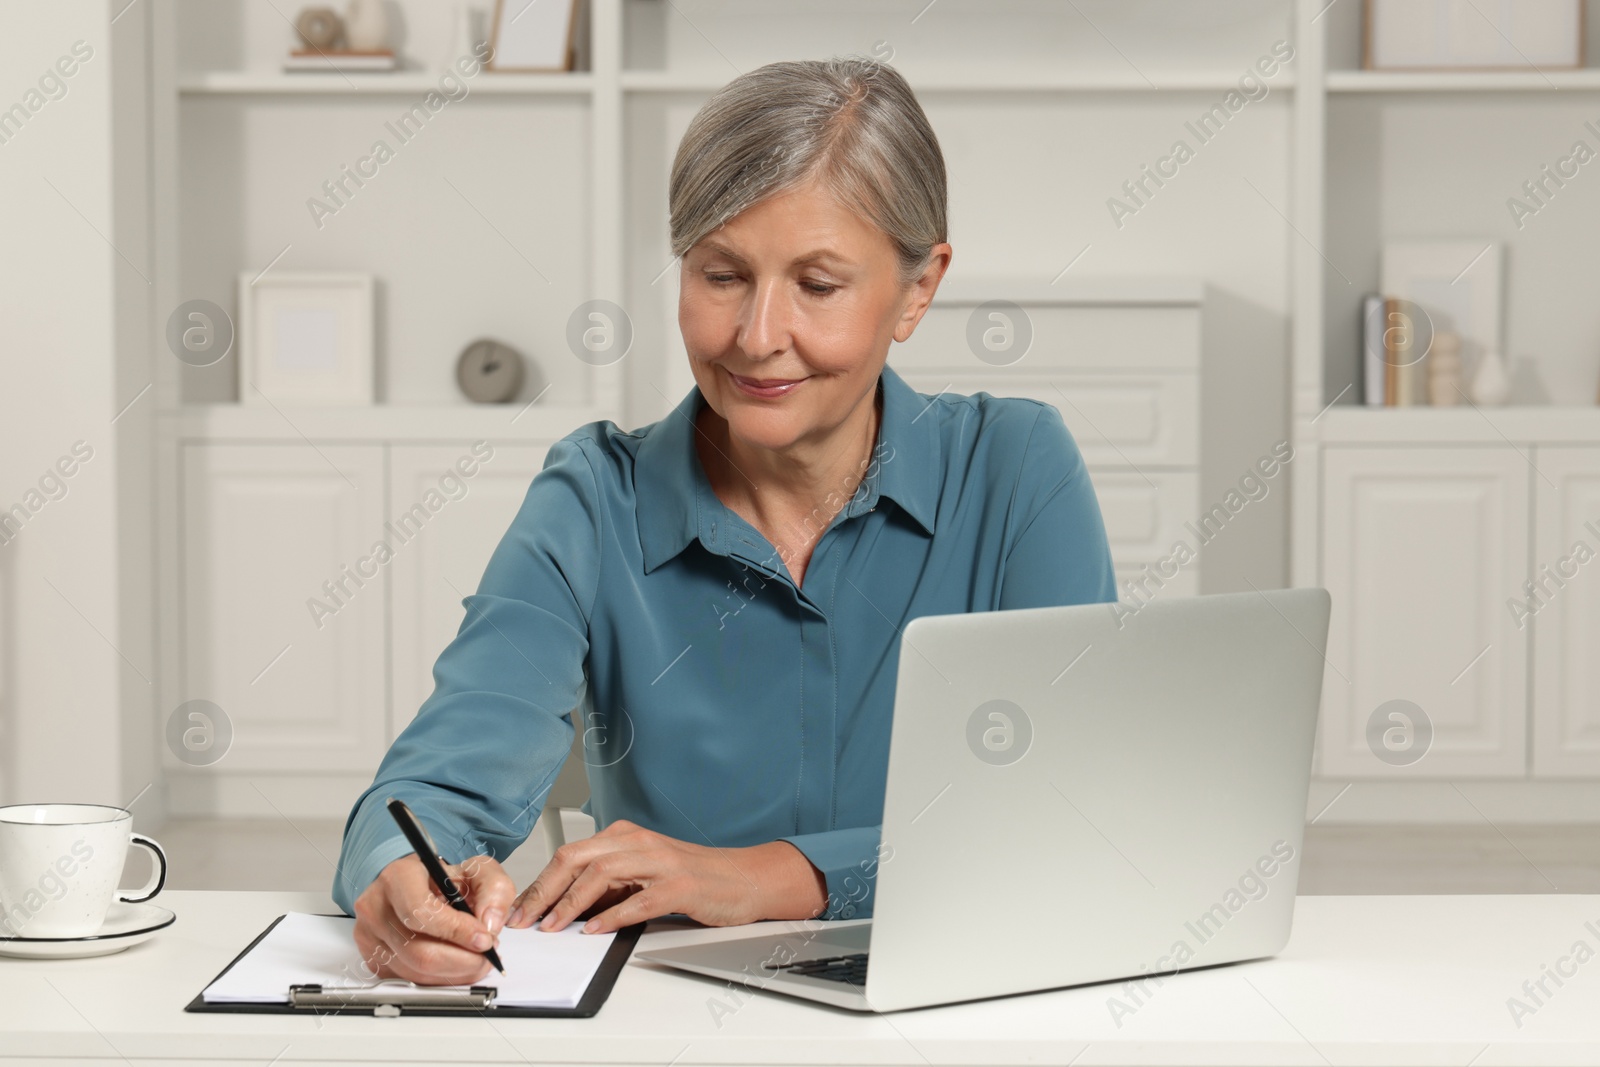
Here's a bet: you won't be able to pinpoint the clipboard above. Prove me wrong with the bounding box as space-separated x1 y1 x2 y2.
185 912 645 1018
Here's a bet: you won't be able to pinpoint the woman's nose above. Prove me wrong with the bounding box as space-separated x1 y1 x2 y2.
737 279 792 360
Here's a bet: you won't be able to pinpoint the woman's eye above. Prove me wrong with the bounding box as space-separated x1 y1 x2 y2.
703 274 834 296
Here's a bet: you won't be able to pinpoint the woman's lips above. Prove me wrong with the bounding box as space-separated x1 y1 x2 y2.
728 370 807 398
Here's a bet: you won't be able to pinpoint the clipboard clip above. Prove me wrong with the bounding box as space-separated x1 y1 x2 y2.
288 979 498 1015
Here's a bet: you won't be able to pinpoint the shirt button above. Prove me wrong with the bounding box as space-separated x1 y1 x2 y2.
840 903 856 918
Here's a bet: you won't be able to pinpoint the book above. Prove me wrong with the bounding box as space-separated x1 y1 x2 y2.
1383 296 1400 405
1362 292 1384 406
283 50 398 73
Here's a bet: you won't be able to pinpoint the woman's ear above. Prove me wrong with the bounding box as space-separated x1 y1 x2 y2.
893 244 952 343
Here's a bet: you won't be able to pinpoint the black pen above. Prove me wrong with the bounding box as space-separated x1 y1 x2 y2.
385 797 505 975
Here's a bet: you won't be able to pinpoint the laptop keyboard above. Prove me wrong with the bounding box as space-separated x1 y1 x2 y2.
769 952 869 985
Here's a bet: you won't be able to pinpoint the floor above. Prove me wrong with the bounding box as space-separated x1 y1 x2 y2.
139 817 1600 898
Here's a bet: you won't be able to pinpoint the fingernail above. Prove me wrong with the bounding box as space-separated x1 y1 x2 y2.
539 912 556 930
472 932 492 950
484 908 504 935
508 905 524 927
582 919 599 933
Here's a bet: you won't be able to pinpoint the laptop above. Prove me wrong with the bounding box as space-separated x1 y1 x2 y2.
635 587 1332 1012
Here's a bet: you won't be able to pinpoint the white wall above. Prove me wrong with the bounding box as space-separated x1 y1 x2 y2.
0 0 158 814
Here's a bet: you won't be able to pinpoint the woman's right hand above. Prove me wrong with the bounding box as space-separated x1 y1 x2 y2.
351 852 517 985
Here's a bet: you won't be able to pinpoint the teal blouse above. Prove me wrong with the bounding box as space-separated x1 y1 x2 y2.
334 363 1116 920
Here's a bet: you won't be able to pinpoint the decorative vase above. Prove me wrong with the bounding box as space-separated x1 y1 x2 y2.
1469 348 1511 406
344 0 389 51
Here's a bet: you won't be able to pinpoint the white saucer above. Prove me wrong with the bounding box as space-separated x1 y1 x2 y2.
0 901 176 959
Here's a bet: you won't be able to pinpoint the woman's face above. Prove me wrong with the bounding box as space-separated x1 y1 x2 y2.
679 177 940 455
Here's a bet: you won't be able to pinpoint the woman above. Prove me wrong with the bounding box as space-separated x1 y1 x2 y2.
335 56 1116 986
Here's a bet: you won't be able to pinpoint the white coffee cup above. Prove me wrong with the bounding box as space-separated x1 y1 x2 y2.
0 803 167 939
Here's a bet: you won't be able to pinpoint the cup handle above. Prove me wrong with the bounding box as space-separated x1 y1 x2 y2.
116 834 168 904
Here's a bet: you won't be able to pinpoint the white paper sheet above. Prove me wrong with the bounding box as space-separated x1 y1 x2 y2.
202 912 618 1009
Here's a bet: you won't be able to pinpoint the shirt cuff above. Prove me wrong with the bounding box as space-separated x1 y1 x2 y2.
332 788 486 915
776 825 887 921
333 832 416 916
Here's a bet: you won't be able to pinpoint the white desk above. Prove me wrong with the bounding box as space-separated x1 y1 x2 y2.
1 890 1596 1064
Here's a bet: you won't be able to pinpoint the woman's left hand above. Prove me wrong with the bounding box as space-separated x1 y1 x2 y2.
505 819 826 934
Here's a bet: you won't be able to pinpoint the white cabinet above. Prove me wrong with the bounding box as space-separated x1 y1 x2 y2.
388 444 550 737
1532 448 1600 777
1087 471 1202 598
1320 447 1530 777
1286 7 1600 808
179 444 389 772
894 280 1205 598
176 439 549 800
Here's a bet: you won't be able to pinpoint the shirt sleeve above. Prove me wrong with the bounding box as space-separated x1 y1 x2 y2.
775 825 887 920
1000 403 1118 609
331 436 602 915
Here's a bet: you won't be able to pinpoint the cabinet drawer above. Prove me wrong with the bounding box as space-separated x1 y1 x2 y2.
899 372 1197 467
1086 469 1200 588
893 304 1199 372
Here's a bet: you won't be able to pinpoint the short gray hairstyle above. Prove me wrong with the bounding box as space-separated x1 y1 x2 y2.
669 56 948 291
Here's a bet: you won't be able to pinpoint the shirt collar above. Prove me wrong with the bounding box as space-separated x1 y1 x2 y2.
634 363 940 574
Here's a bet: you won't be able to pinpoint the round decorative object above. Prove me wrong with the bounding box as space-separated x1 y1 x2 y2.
455 338 525 403
295 7 344 50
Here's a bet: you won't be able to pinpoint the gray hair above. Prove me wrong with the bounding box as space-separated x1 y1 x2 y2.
669 56 948 291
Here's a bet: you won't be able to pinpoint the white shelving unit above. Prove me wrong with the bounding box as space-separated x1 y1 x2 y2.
176 71 599 94
619 69 1297 93
1325 68 1600 92
139 0 1314 819
151 0 637 818
1290 0 1600 817
177 70 1300 95
160 402 598 442
1314 407 1600 444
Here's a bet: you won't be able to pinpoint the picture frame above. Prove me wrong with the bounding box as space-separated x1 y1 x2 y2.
1380 240 1503 385
236 272 374 406
1364 0 1585 70
487 0 580 73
